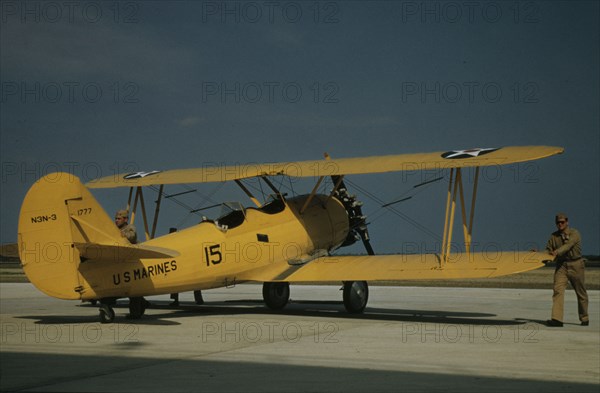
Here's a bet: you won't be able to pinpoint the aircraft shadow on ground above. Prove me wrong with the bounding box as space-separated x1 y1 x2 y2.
20 299 527 326
1 351 598 393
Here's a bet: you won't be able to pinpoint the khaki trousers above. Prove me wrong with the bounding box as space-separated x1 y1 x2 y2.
551 259 589 322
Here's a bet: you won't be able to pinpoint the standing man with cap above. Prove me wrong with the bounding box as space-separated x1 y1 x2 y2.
114 209 147 318
545 213 589 327
115 209 137 244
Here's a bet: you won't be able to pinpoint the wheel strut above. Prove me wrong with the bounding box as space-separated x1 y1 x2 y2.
99 304 115 323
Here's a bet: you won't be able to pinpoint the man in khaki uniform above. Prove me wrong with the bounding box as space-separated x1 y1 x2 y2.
545 213 589 327
115 209 137 244
114 209 149 318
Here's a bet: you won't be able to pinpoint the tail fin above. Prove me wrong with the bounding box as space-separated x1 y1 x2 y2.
18 172 126 300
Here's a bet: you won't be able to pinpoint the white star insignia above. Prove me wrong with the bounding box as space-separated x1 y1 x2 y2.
441 148 499 159
123 170 162 179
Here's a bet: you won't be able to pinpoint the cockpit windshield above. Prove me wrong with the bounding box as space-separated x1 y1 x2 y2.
215 202 246 230
218 202 245 220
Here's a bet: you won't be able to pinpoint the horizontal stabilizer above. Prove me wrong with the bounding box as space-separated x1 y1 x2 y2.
75 243 180 262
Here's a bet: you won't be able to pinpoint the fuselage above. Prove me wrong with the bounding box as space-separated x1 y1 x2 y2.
78 194 350 299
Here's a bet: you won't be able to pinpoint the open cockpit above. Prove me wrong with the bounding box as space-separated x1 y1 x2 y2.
198 194 287 232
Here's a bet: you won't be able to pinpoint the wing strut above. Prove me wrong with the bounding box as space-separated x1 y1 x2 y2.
440 167 480 266
150 185 164 239
323 152 346 207
467 167 480 253
300 176 325 214
261 176 284 199
126 186 164 242
325 175 346 205
235 180 261 207
132 187 150 241
301 153 348 214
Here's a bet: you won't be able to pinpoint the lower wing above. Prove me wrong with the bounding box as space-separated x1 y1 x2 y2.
240 251 550 283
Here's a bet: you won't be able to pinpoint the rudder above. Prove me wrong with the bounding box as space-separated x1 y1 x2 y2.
18 172 125 300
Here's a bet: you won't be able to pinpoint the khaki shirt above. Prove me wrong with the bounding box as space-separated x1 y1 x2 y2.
546 227 582 262
120 224 137 244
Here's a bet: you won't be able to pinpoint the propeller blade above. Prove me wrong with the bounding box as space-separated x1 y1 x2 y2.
331 175 375 255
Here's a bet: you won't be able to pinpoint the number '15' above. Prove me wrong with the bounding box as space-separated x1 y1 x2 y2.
205 245 222 266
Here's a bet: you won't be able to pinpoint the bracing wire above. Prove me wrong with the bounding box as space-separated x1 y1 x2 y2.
148 183 225 229
344 177 444 242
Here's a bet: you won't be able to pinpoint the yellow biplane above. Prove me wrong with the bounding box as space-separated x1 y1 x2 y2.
14 146 562 323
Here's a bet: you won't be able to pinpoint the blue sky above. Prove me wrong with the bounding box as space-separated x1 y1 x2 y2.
1 1 598 254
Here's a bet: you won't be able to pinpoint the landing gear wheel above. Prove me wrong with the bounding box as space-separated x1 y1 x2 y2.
343 281 369 313
263 282 290 310
99 304 115 324
128 297 147 319
194 290 204 305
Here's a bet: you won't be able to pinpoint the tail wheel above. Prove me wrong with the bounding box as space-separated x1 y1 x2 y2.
99 304 115 324
343 281 369 313
263 282 290 310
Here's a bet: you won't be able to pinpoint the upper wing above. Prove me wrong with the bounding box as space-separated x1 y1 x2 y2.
237 251 551 283
86 146 563 188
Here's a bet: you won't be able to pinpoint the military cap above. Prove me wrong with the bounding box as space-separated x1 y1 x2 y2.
115 209 129 219
555 213 568 221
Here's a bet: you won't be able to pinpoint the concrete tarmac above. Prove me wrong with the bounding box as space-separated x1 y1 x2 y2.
1 283 599 392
